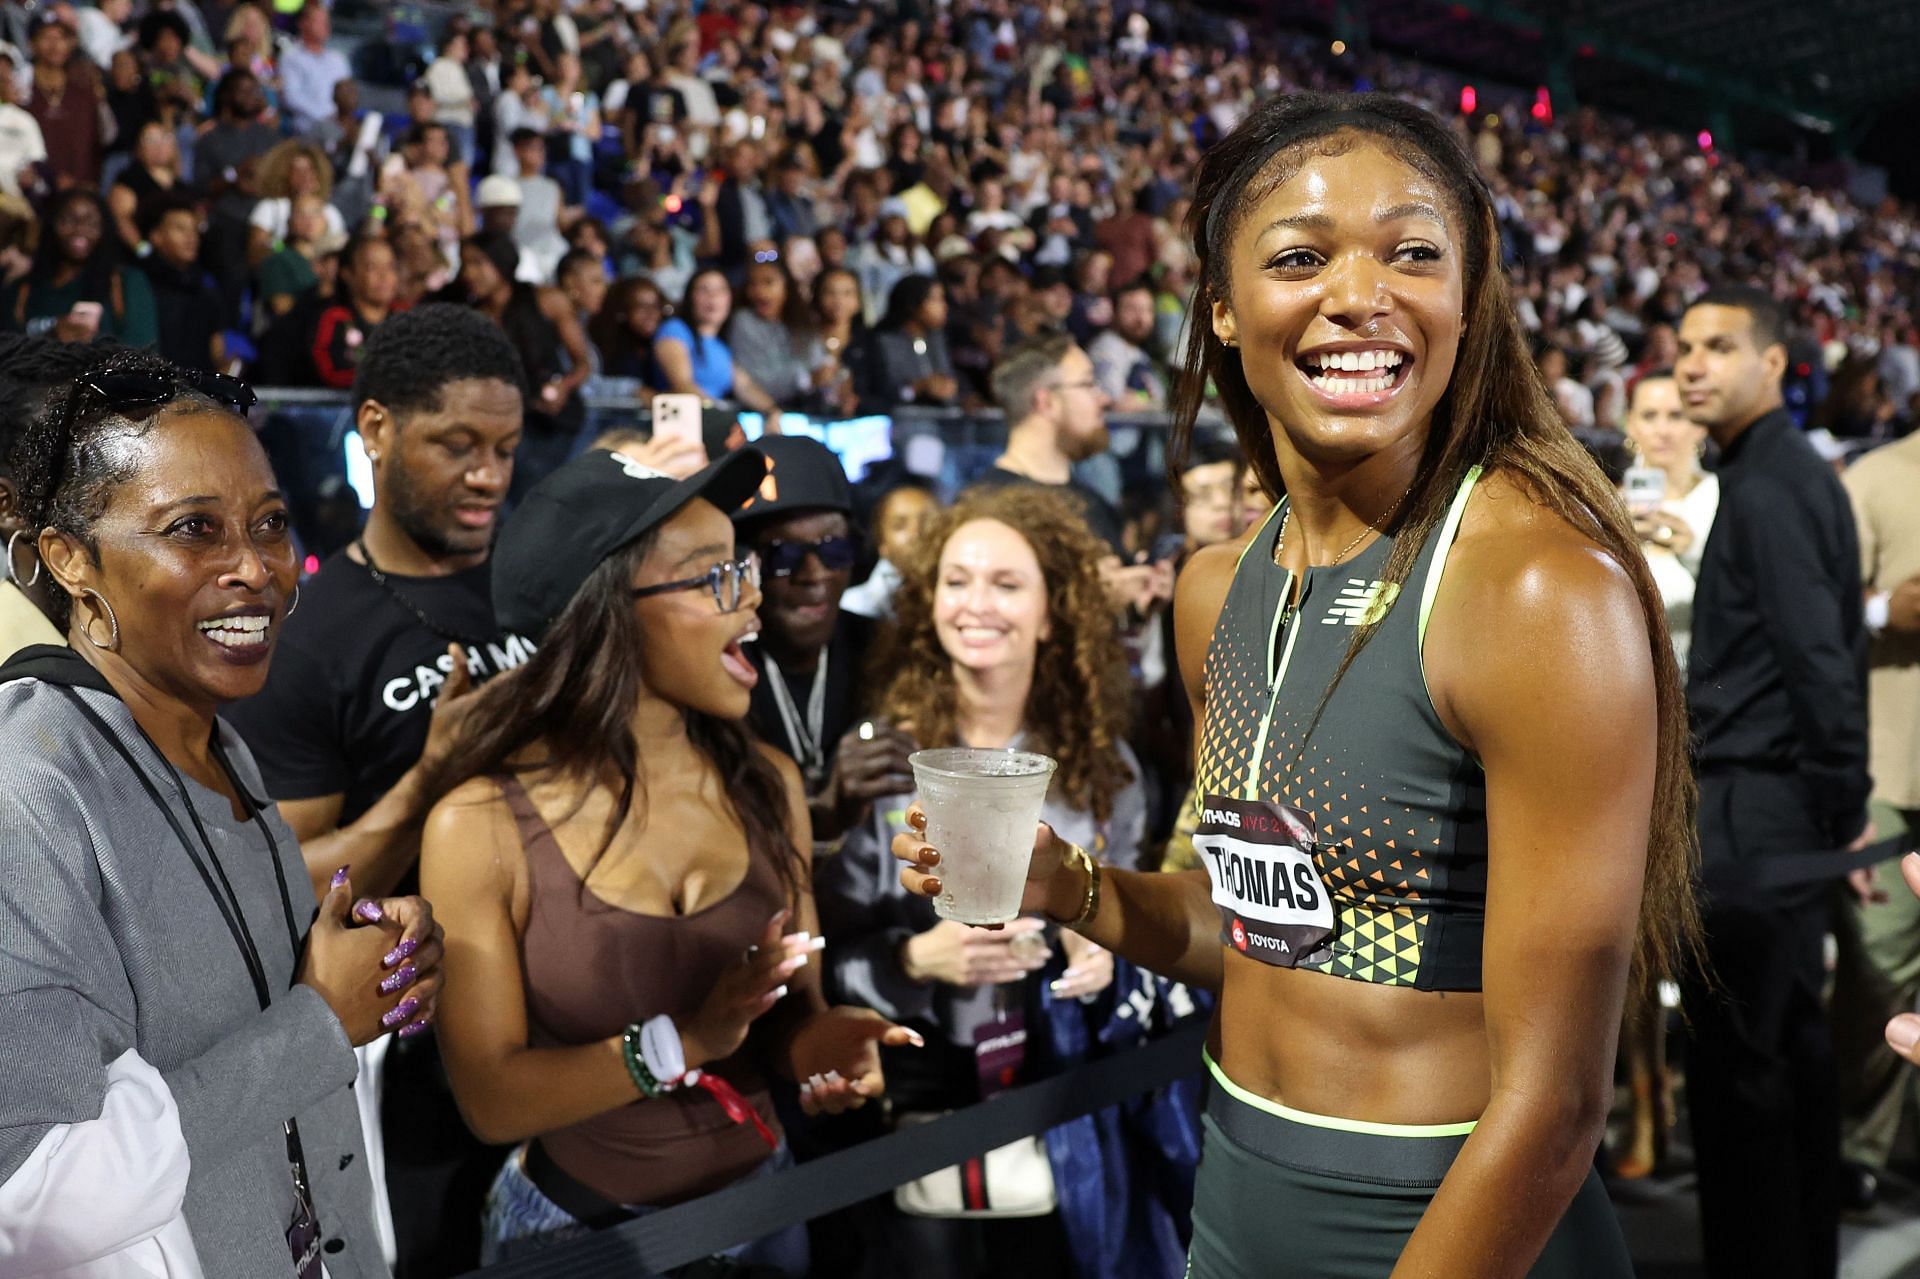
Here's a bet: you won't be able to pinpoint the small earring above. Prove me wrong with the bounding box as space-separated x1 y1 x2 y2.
78 587 120 652
5 530 40 588
286 582 301 618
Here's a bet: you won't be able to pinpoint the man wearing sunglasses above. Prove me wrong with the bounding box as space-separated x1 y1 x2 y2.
733 435 919 844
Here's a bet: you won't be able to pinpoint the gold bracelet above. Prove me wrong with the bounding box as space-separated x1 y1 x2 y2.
1061 842 1101 930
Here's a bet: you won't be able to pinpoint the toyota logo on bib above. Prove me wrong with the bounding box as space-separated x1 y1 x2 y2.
1230 918 1248 952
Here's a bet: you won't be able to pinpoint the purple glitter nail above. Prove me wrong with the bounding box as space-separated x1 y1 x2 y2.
398 1017 433 1039
353 900 384 924
382 996 421 1029
382 938 419 968
329 865 350 889
378 964 417 995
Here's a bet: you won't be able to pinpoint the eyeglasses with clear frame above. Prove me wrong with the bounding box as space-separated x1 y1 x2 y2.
630 552 761 613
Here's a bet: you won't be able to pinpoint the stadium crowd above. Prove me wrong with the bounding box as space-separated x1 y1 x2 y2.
0 0 1918 1276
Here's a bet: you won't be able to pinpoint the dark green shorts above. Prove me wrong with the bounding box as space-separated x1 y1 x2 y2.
1186 1055 1633 1278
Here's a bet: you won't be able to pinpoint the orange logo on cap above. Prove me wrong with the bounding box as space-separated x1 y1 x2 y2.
739 461 779 511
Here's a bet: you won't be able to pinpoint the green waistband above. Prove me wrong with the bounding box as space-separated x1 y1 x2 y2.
1202 1049 1479 1138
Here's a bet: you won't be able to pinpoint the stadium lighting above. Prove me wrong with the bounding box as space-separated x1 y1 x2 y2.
1330 39 1347 55
1460 85 1477 114
1531 87 1553 124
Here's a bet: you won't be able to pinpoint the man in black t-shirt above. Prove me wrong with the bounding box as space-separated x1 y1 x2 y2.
230 304 533 901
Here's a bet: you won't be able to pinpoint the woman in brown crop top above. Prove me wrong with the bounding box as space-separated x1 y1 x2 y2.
419 447 919 1267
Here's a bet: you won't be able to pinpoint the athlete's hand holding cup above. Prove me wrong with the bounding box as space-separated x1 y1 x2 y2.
893 804 1090 932
898 749 1060 927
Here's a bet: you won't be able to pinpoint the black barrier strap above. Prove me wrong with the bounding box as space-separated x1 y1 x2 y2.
1756 832 1920 889
466 1019 1210 1277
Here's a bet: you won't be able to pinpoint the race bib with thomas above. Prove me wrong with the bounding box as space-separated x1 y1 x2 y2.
1193 794 1334 967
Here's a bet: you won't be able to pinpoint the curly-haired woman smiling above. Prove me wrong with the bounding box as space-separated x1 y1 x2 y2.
818 484 1141 1275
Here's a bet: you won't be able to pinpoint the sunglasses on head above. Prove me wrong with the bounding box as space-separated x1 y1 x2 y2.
757 534 859 578
74 368 258 418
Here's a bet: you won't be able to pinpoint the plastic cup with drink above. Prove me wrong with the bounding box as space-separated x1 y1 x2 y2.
909 748 1057 927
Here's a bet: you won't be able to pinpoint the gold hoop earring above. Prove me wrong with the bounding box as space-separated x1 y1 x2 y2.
78 588 120 652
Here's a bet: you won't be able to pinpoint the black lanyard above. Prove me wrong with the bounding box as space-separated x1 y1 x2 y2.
56 689 318 1221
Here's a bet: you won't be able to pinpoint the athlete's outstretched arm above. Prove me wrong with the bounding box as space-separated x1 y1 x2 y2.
1392 508 1656 1278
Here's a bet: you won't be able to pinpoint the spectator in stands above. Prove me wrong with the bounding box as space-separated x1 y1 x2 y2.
501 126 573 284
424 29 476 168
76 0 132 73
99 46 154 166
1680 286 1871 1279
220 3 276 86
309 232 402 390
767 149 820 242
456 231 592 500
0 346 432 1277
970 331 1125 554
663 36 719 130
729 257 826 412
491 58 541 179
590 275 669 387
733 436 916 842
810 264 865 415
1538 343 1595 430
862 274 957 409
26 12 105 189
538 52 600 207
840 478 935 622
0 333 79 659
3 187 156 348
104 120 182 254
137 193 221 374
0 45 46 202
247 138 345 268
466 25 502 177
655 266 779 412
230 304 530 1275
819 484 1135 1272
1832 426 1920 1206
420 446 915 1266
715 137 777 272
556 247 607 384
1621 370 1718 665
278 2 350 138
256 191 328 320
852 199 933 327
381 122 471 281
195 68 277 316
1094 180 1156 289
138 9 208 126
1088 278 1168 411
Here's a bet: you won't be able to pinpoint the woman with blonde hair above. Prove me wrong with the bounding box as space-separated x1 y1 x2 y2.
818 483 1139 1275
247 139 345 266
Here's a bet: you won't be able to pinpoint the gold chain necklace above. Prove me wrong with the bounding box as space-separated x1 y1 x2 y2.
1273 483 1415 570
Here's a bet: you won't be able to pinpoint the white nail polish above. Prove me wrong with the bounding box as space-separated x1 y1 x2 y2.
824 1070 844 1085
774 985 789 999
808 935 827 952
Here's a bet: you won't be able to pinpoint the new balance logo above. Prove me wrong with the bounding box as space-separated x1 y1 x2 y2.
1323 579 1399 626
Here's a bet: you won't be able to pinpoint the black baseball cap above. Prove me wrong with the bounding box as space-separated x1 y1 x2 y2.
494 446 768 639
730 435 852 527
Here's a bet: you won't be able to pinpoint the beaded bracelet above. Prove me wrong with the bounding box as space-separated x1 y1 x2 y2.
620 1023 662 1099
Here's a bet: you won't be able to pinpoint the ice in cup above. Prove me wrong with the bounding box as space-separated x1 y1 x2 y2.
910 748 1058 926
